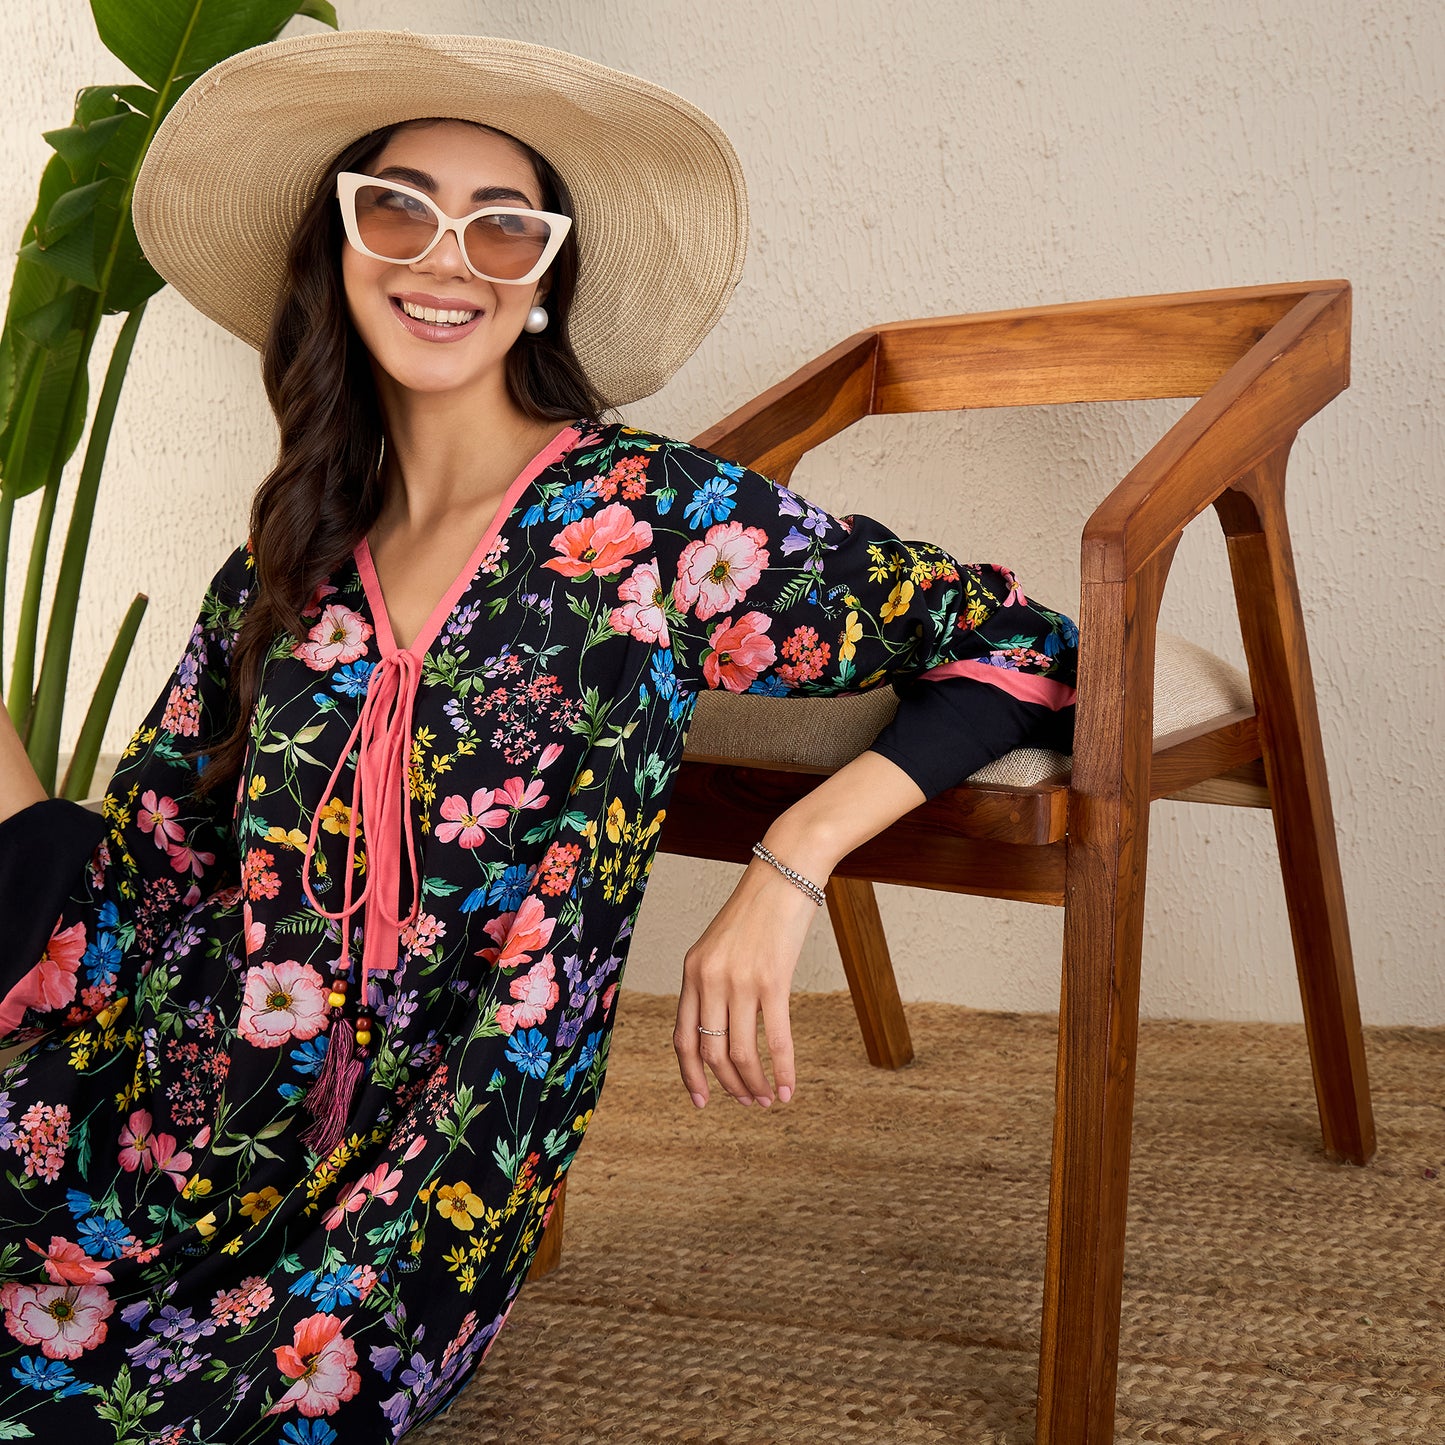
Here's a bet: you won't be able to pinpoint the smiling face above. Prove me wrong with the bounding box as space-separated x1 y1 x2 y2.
341 118 552 401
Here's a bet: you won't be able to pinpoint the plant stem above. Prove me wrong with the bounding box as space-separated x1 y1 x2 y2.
31 302 147 792
59 589 147 802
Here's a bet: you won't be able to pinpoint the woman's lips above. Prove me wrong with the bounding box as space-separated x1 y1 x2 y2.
390 295 484 342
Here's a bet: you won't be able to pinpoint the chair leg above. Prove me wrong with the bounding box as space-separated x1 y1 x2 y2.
1218 461 1375 1165
825 877 914 1068
527 1174 567 1281
1036 558 1166 1445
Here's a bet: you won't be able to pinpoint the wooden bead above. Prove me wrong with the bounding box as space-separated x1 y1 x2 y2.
327 991 347 1010
354 1030 371 1048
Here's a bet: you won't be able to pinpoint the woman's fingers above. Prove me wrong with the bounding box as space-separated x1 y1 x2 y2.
672 985 712 1108
723 995 774 1106
760 984 796 1105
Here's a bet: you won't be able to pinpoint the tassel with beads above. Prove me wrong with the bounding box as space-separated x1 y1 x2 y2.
298 981 369 1157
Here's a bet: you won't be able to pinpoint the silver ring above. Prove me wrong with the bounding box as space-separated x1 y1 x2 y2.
697 1025 728 1036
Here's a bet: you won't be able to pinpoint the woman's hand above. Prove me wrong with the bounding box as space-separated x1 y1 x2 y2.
672 852 822 1108
672 748 928 1113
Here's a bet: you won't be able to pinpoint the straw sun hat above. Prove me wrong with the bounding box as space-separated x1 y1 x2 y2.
131 27 749 407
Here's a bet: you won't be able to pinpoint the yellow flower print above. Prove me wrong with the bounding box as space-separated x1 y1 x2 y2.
604 797 627 844
436 1181 488 1231
570 768 594 796
248 774 267 801
572 1109 594 1133
182 1175 213 1201
221 1235 243 1255
194 1211 218 1238
580 819 598 848
880 578 914 624
264 825 308 851
839 611 864 662
240 1186 281 1223
318 797 352 834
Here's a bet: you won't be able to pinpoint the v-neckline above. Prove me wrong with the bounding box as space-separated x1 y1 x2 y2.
354 422 583 660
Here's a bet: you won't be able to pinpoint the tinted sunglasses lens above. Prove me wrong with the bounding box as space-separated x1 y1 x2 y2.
464 213 553 280
352 185 441 261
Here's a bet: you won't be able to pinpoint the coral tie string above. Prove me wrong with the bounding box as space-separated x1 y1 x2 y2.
302 647 424 1009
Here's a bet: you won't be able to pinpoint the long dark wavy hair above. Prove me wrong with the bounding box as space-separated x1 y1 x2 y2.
188 117 606 801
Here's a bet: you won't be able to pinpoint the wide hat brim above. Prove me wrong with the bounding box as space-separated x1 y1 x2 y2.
131 28 748 407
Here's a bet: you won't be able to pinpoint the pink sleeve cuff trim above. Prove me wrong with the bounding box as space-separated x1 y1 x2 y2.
917 657 1077 710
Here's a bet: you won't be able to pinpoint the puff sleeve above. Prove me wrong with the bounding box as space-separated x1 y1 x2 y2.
651 441 1079 796
0 539 254 1044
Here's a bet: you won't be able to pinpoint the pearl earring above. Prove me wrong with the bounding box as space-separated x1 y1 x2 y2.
523 304 549 334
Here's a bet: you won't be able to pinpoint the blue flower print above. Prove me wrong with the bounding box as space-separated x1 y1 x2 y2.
683 474 737 529
331 659 376 697
77 1214 132 1259
545 480 600 523
289 1034 329 1078
281 1421 340 1445
487 863 535 911
747 674 792 696
505 1028 552 1080
12 1355 90 1395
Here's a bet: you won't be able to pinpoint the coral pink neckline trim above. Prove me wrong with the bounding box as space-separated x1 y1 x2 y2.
300 423 581 1009
353 423 582 658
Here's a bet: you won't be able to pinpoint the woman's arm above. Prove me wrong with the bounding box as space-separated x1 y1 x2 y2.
0 706 47 824
672 747 925 1110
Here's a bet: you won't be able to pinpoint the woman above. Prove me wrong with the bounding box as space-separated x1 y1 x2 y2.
0 29 1078 1441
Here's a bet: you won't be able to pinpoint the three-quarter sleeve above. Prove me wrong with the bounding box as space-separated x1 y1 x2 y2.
0 539 254 1042
646 442 1078 794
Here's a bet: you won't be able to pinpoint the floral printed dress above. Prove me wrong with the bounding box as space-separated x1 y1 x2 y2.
0 420 1078 1442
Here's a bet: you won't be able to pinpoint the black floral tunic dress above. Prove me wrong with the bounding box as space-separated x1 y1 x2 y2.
0 421 1078 1442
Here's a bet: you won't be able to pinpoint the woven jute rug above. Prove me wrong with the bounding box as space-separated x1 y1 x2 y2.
415 990 1445 1444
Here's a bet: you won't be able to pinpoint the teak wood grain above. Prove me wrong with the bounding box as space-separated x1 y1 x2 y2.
527 282 1370 1445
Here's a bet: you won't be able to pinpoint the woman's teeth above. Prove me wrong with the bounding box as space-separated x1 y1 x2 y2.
397 298 478 325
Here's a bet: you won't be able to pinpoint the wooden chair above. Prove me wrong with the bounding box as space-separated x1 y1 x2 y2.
527 280 1373 1445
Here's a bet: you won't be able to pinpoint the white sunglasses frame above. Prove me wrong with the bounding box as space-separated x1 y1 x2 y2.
335 171 573 287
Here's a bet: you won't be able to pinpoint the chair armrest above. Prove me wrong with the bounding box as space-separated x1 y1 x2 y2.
1080 282 1350 583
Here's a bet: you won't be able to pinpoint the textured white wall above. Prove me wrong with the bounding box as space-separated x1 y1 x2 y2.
6 1 1442 1023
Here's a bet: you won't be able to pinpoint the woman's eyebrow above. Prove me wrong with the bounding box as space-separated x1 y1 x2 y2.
373 164 537 207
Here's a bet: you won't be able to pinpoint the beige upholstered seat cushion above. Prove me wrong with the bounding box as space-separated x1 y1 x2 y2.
681 630 1254 788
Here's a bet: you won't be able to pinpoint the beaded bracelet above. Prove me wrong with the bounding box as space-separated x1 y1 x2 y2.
751 842 827 906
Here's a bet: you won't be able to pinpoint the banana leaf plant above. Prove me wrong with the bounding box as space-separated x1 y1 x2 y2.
0 0 336 801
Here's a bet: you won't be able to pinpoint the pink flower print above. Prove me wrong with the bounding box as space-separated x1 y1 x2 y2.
495 956 560 1034
291 603 374 673
149 1132 193 1191
300 581 339 619
702 612 777 692
239 960 328 1049
475 895 557 971
609 556 671 645
674 522 770 620
435 788 510 848
161 682 201 737
495 776 548 812
537 742 564 770
542 502 653 579
268 1312 361 1418
165 839 216 878
117 1109 156 1172
357 1162 403 1206
13 1102 71 1184
322 1161 405 1230
241 847 281 901
26 1236 113 1286
0 1282 114 1360
138 791 183 849
399 911 445 960
211 1276 274 1328
242 900 266 958
0 919 84 1035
